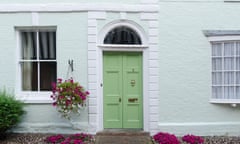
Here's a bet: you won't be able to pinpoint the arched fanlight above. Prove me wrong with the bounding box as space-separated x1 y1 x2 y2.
104 26 142 44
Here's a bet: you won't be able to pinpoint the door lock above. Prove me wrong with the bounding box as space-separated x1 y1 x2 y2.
130 80 136 87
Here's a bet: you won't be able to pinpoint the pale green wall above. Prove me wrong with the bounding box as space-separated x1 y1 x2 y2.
158 2 240 124
0 13 31 90
0 12 89 133
39 13 88 84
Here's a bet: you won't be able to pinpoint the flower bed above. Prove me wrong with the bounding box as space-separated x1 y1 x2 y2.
153 132 204 144
1 133 240 144
45 133 95 144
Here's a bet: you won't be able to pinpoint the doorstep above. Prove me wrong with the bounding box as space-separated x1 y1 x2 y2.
96 129 152 144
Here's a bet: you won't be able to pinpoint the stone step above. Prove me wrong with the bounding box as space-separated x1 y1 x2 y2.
96 129 153 144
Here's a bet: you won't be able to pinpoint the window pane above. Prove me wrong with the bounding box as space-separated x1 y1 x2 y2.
212 72 222 85
224 42 234 56
21 32 37 60
39 32 56 60
236 58 240 70
40 62 57 91
236 87 240 99
236 72 240 84
236 42 240 56
22 62 38 91
212 58 222 70
212 86 222 99
224 58 234 70
104 26 141 44
212 43 222 56
224 86 234 99
224 72 234 85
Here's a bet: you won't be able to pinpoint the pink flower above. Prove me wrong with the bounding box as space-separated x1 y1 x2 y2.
66 100 72 106
81 95 86 100
57 78 63 83
45 134 64 143
52 102 57 106
182 134 204 144
59 95 64 99
73 139 83 144
153 132 180 144
52 82 56 90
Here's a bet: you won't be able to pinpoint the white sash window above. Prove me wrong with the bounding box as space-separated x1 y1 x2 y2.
19 29 56 92
204 30 240 104
211 41 240 103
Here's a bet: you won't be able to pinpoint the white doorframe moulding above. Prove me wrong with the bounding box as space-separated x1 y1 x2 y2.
87 10 159 134
98 20 149 132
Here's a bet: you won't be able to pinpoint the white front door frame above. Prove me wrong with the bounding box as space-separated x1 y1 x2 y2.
87 11 160 134
97 20 149 131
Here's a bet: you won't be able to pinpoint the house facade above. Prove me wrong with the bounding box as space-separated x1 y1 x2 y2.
1 0 240 136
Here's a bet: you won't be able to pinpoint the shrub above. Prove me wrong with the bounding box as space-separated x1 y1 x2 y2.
153 132 180 144
0 90 24 139
182 134 204 144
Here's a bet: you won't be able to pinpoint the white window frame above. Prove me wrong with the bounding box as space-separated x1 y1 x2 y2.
15 27 57 103
207 35 240 104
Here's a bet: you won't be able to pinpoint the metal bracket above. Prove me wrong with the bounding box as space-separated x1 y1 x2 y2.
68 59 74 72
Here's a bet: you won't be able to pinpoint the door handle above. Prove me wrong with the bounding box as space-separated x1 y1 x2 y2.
119 97 121 103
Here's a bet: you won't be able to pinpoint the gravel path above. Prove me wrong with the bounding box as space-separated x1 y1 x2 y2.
1 133 240 144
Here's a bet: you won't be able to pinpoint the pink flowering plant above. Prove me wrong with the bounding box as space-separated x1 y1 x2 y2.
45 134 65 143
153 132 180 144
45 133 95 144
182 134 204 144
51 78 89 119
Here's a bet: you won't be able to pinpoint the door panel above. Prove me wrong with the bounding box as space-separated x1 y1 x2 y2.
103 52 143 129
123 53 143 128
103 53 123 128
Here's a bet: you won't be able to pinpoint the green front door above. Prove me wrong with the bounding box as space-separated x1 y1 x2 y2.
103 52 143 129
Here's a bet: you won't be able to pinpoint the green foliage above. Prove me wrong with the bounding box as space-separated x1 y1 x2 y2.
0 90 24 134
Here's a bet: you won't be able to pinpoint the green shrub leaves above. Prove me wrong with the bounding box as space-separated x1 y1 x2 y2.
0 90 24 138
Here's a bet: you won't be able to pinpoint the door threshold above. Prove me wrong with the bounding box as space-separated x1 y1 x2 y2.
103 129 143 132
97 129 149 136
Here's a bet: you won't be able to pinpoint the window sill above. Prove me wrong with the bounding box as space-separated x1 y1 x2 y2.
210 99 240 107
210 99 240 104
15 91 53 103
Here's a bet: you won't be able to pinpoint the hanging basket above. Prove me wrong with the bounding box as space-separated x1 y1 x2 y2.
51 78 90 120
